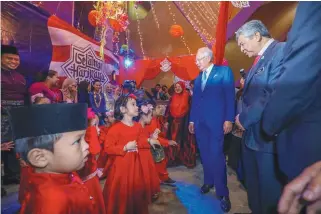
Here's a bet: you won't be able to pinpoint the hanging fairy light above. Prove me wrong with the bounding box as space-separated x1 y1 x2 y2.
167 2 191 55
176 2 218 45
150 1 160 30
135 4 145 57
91 1 129 58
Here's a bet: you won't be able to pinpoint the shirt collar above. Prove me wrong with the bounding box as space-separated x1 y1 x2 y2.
258 39 274 56
204 63 214 75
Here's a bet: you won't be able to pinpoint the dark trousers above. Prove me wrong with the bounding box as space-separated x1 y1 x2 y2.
224 134 242 171
196 122 229 197
242 143 285 214
1 149 20 178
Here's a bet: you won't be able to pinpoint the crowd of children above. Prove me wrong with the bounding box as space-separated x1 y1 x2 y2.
9 93 178 214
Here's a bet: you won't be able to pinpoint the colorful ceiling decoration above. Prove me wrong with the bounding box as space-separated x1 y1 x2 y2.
71 1 247 58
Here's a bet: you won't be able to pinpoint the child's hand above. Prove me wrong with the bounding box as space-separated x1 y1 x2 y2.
149 139 160 149
124 140 137 151
1 141 14 151
169 140 177 146
151 129 161 139
20 159 28 167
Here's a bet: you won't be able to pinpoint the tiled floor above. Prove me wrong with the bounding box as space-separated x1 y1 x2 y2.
1 162 250 214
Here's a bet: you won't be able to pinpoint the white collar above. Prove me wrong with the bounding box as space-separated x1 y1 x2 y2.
204 63 214 75
258 39 274 56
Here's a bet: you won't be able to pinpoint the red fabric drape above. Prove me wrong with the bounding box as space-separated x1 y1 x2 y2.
213 2 229 65
117 57 150 86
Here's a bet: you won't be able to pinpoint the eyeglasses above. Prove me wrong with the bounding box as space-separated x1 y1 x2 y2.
195 56 207 63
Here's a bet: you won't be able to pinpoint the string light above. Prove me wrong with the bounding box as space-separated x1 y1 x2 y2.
176 2 221 46
177 2 208 45
150 1 160 30
135 4 145 57
167 2 191 55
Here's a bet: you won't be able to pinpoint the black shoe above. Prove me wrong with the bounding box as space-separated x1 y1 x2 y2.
162 177 176 185
219 196 231 212
1 187 7 197
200 184 214 194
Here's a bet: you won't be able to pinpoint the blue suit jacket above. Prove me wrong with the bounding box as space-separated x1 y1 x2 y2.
190 65 235 133
262 2 321 179
239 41 285 153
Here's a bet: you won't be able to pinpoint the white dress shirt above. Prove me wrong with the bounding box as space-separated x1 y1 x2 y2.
258 39 275 56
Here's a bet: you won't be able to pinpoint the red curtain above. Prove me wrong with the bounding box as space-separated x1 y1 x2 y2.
213 2 229 65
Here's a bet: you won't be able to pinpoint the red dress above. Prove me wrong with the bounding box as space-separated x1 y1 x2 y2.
78 126 106 214
18 164 34 204
20 172 97 214
146 117 170 181
103 122 149 214
139 124 161 202
97 126 110 178
166 86 196 168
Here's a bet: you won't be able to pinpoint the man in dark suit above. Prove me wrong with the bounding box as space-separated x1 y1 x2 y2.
234 20 285 214
189 47 235 212
262 2 321 184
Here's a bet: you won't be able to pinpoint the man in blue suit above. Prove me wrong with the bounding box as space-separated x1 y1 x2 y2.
262 2 321 184
234 20 286 214
189 47 235 212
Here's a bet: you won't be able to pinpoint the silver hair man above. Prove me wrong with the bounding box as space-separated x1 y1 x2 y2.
235 20 272 58
197 47 214 62
235 20 271 41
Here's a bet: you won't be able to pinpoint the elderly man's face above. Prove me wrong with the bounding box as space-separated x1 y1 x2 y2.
195 51 211 71
1 54 20 70
237 34 261 58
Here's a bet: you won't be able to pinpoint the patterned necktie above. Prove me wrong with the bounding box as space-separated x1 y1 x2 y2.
201 71 207 91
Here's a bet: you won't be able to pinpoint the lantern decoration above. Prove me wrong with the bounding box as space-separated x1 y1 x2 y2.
88 10 99 27
92 1 130 58
160 58 172 72
169 24 184 38
231 1 250 8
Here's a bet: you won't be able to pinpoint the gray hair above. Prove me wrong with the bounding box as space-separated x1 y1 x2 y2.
15 133 62 164
235 20 271 41
197 47 214 61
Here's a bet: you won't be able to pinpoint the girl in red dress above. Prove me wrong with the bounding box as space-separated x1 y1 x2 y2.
103 94 149 214
146 115 177 185
77 108 105 214
97 110 116 179
136 99 162 202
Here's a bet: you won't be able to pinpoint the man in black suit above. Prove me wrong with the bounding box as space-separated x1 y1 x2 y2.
235 20 286 214
262 2 321 183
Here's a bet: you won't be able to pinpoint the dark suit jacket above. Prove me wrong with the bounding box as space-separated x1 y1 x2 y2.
190 65 235 133
239 41 285 153
262 2 321 180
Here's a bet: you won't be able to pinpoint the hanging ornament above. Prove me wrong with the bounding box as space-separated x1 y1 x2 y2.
169 25 184 38
88 10 99 27
160 58 172 72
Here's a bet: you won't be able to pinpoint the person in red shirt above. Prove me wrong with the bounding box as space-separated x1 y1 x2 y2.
77 108 105 214
103 94 149 214
28 70 59 104
10 103 100 214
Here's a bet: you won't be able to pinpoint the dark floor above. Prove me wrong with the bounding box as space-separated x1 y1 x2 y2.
1 162 250 214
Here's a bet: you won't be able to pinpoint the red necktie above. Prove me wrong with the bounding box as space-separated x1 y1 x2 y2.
253 55 261 66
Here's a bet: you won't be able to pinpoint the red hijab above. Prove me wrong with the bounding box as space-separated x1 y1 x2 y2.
169 81 190 118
